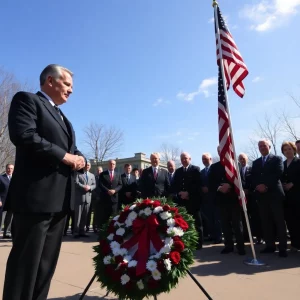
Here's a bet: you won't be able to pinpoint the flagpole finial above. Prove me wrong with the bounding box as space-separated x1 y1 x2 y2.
212 0 218 7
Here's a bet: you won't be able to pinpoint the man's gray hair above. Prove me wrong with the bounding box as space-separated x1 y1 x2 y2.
40 64 73 86
258 139 271 147
202 152 212 159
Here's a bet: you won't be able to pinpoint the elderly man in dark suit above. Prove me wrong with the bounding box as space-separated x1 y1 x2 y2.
3 64 85 300
139 152 170 199
119 164 138 208
0 164 14 238
251 139 287 257
98 160 122 226
171 152 203 249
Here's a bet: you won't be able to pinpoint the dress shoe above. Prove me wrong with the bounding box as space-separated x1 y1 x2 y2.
221 247 234 254
260 247 276 254
279 250 287 258
197 242 203 250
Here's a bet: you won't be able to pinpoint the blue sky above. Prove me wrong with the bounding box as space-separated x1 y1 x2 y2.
1 0 300 167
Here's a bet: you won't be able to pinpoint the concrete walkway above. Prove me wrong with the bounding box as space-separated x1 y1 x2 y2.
1 235 300 299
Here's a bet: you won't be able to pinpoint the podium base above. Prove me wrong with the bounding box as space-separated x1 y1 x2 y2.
243 258 267 266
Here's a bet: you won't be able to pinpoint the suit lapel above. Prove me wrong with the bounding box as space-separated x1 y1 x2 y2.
37 92 70 137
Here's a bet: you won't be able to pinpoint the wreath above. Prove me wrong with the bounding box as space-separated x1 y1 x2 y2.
93 198 198 299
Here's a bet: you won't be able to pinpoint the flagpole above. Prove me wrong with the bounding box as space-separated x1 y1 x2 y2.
212 0 265 266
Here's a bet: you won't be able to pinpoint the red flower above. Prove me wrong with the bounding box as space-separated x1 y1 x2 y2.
140 199 152 208
113 235 124 244
152 200 161 207
173 241 185 252
163 204 170 211
108 220 116 234
124 206 130 211
115 255 123 264
173 236 182 242
170 207 178 214
157 259 165 273
100 240 111 256
148 277 159 289
127 267 137 278
169 251 181 265
118 210 130 223
174 215 189 231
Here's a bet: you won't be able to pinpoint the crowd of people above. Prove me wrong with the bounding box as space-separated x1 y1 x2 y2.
59 139 300 258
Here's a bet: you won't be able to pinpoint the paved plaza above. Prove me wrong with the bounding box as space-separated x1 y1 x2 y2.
1 235 300 300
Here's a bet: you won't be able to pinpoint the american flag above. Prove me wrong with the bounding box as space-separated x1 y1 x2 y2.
215 5 248 204
215 6 248 98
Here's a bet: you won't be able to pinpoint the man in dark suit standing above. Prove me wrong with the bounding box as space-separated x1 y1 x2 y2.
171 152 203 249
98 160 122 226
119 164 137 208
209 147 245 255
3 64 86 300
251 140 287 257
0 164 14 238
238 153 262 244
139 152 170 198
200 153 222 244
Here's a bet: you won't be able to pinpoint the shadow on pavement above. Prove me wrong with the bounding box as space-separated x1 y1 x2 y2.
49 294 118 300
191 243 300 277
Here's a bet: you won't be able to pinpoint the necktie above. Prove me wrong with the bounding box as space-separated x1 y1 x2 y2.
110 171 114 181
127 175 130 183
85 172 88 182
153 168 158 179
54 105 63 120
262 156 267 167
205 167 208 177
184 167 187 172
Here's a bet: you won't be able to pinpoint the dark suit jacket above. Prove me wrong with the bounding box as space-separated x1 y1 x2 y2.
208 161 238 204
6 91 83 213
99 170 122 204
240 165 252 190
281 157 300 201
251 154 284 201
139 167 170 199
0 174 10 209
171 165 202 210
119 173 138 206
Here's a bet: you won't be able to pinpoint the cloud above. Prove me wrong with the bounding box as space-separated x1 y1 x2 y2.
153 98 171 107
177 77 218 102
240 0 300 32
252 76 264 83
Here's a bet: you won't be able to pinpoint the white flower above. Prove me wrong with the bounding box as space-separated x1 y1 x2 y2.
164 237 174 247
124 255 132 263
174 227 184 237
110 241 120 251
107 234 114 241
164 258 172 271
160 211 172 220
167 218 175 227
146 260 157 272
152 269 161 280
153 206 163 214
137 279 144 290
116 228 125 236
129 204 137 210
143 207 152 216
112 248 121 256
113 215 119 221
119 248 128 256
125 218 133 227
114 221 123 227
128 211 138 221
128 260 137 268
121 274 130 285
103 255 112 265
154 253 161 259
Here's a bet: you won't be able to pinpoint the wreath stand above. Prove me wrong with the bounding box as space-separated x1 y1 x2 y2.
79 270 213 300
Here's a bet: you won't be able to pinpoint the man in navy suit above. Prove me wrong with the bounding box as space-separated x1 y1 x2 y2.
171 152 203 249
0 164 14 238
251 140 287 257
139 153 170 199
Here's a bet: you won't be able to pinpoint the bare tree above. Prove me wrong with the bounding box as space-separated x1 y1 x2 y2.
83 122 124 163
0 68 33 172
255 113 282 155
159 143 181 166
246 138 260 162
279 110 300 141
